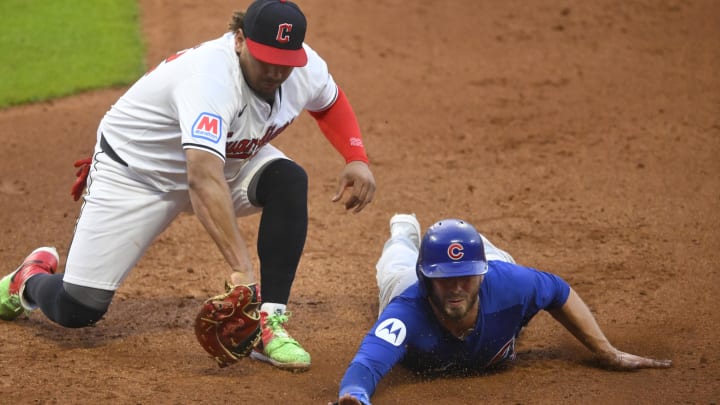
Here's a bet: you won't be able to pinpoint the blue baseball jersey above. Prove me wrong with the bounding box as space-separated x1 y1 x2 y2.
339 260 571 402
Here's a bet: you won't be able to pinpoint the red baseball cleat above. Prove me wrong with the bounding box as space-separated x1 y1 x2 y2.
0 247 59 320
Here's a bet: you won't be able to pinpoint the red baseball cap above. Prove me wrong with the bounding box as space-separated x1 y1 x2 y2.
243 0 308 67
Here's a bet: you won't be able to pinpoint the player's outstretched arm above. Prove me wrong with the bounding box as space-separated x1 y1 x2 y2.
186 149 256 285
548 288 672 370
333 161 376 213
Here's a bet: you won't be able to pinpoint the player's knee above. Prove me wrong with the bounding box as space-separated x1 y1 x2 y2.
54 284 112 328
252 159 308 206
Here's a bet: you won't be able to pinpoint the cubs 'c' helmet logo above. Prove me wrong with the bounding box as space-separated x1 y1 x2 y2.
447 243 464 260
416 219 488 294
276 23 293 43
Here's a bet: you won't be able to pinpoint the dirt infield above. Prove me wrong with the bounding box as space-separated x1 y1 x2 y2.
1 0 718 403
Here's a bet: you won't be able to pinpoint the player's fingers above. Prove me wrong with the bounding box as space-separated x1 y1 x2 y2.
365 180 376 202
333 169 375 212
351 183 373 213
332 177 350 202
352 200 366 213
360 179 376 207
344 195 359 210
348 183 366 209
341 181 365 212
351 175 376 212
632 356 672 369
604 352 672 370
650 358 672 368
337 394 363 405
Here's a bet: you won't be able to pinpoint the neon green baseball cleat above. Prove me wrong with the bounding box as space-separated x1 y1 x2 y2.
250 311 311 372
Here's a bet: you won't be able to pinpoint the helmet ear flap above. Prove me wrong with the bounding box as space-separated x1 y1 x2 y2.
416 266 428 296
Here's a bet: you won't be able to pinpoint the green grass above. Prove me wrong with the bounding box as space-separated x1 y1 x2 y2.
0 0 145 108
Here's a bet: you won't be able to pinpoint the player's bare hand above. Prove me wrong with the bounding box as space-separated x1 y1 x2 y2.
332 161 376 213
596 349 672 370
328 394 363 405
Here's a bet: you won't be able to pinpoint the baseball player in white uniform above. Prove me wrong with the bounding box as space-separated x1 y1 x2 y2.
0 0 375 372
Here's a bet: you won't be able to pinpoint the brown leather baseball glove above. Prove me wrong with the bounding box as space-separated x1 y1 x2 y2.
194 282 261 368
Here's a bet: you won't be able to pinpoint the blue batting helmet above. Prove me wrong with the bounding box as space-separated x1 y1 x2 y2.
416 219 488 294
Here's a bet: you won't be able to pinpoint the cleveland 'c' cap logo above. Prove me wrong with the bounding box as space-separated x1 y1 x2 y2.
276 23 293 43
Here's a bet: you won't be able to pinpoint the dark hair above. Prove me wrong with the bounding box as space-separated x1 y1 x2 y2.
228 11 245 32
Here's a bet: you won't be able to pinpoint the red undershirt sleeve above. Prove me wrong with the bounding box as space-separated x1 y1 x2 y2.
308 87 369 164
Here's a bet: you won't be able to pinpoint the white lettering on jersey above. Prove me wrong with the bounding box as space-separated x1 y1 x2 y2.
192 112 222 143
374 318 407 346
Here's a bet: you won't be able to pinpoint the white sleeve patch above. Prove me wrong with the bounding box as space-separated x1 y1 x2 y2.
191 112 222 143
374 318 407 347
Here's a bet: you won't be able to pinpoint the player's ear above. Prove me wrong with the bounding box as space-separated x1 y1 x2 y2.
234 29 246 52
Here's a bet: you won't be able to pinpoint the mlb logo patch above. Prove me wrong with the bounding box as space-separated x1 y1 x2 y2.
192 112 222 143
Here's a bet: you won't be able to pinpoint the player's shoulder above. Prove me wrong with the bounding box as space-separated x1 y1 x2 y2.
192 33 236 61
382 285 429 321
377 288 441 348
485 261 567 298
487 260 538 275
485 261 544 289
301 43 325 63
292 43 329 77
189 34 240 81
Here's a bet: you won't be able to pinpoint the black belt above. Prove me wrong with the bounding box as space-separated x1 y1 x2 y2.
100 134 128 167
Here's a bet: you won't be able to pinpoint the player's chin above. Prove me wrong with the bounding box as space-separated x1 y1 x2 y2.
443 302 469 319
258 82 280 96
254 89 274 100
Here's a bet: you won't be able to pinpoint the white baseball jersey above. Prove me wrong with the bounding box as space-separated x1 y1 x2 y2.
63 33 339 291
99 32 338 191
